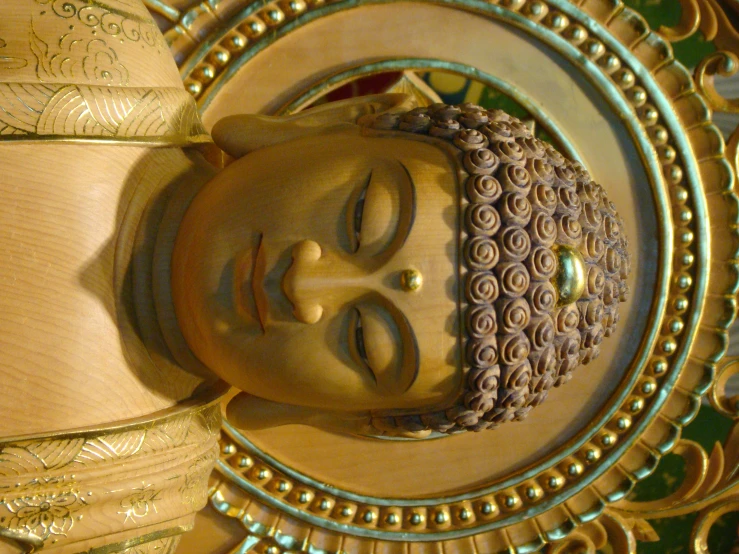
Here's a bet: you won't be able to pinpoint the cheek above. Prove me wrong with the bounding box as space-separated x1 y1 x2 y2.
250 189 355 255
221 322 376 404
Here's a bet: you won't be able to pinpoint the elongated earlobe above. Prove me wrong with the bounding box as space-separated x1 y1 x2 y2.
211 93 413 158
226 392 375 435
226 394 434 439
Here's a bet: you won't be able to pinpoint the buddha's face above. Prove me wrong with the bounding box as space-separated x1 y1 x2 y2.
172 132 463 413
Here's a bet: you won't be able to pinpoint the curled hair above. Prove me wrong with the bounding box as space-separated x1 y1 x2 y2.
360 103 630 435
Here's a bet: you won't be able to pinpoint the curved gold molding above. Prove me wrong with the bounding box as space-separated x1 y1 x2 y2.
657 0 739 52
0 385 224 552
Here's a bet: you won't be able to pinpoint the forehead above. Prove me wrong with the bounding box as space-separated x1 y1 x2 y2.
357 135 464 406
295 131 461 185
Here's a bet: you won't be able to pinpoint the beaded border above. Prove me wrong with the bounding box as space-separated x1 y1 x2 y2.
166 0 736 546
203 1 695 532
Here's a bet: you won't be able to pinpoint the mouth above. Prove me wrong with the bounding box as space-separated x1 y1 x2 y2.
233 234 269 333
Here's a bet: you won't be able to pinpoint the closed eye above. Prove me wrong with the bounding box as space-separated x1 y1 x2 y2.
352 177 368 252
348 303 418 394
354 309 369 366
349 307 375 383
345 161 412 257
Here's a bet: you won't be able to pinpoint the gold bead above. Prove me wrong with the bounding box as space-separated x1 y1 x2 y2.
184 79 202 97
601 432 616 447
551 245 586 306
400 269 423 292
584 448 600 463
195 63 216 82
616 68 635 89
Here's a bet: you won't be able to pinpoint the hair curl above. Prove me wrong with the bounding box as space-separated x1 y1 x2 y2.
362 103 630 435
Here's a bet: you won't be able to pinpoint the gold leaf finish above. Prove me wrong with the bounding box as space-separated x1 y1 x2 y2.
0 396 221 552
695 51 739 114
117 536 182 553
659 0 739 52
551 244 586 307
0 84 208 143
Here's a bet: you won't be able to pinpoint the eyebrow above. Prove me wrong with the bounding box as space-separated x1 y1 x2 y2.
396 307 420 393
397 161 417 249
394 162 419 391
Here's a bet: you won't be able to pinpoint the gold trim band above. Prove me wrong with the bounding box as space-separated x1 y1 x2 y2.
0 385 224 552
88 523 191 554
0 84 210 145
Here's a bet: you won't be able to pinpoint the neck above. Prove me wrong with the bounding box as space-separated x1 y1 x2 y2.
129 148 220 381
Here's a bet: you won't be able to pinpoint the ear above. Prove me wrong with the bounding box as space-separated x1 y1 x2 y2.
226 392 376 435
211 93 414 158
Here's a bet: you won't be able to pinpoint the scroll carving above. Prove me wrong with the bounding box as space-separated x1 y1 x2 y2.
0 83 206 142
0 0 207 143
34 0 165 50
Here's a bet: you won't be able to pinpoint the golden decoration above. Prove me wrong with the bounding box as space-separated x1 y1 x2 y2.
90 527 189 554
119 485 162 524
3 488 84 543
152 0 739 551
116 536 183 553
658 0 739 52
551 244 586 306
0 395 222 552
0 83 209 144
0 0 209 144
400 268 423 292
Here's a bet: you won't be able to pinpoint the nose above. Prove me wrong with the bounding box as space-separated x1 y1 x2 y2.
283 240 324 324
282 240 371 324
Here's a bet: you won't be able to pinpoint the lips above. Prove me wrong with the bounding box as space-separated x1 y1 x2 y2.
252 237 268 330
233 234 268 332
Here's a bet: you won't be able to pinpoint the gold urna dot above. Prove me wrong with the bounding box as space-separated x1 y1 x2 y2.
552 245 586 306
400 269 423 292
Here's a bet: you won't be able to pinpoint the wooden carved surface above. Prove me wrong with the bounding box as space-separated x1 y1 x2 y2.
146 0 739 552
0 83 207 142
0 2 222 553
0 396 222 553
354 105 630 434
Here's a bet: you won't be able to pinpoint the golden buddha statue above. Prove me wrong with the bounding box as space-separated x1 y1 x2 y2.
169 94 630 438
